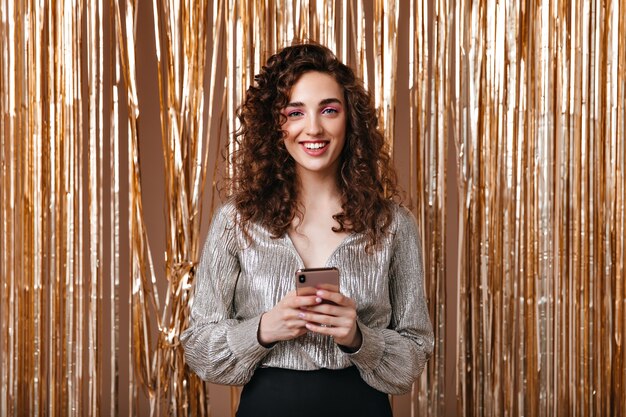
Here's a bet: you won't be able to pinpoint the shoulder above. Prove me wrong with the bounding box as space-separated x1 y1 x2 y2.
390 202 418 231
206 201 241 239
386 203 420 248
214 200 238 222
211 199 250 228
210 200 272 248
201 201 245 254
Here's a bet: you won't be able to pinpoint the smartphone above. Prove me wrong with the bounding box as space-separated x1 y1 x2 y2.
295 267 340 299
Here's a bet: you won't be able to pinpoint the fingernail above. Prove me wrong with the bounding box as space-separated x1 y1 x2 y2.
298 312 305 319
315 297 322 303
316 290 324 296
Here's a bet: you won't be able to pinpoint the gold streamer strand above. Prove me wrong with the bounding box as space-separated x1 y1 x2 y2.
13 5 22 407
618 2 626 411
31 1 44 415
340 0 347 63
0 0 11 413
73 1 86 413
384 0 398 154
46 2 59 414
617 133 624 411
110 0 122 411
355 1 367 87
227 0 236 182
23 3 34 412
23 1 34 413
87 0 104 413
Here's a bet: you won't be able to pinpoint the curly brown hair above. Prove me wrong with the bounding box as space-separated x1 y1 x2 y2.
224 41 401 250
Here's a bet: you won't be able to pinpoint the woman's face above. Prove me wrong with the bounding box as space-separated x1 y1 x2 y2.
281 71 347 179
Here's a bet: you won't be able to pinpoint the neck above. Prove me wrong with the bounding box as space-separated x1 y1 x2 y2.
296 168 341 208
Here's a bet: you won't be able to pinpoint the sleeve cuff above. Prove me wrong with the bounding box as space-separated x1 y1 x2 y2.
226 314 274 363
342 320 385 372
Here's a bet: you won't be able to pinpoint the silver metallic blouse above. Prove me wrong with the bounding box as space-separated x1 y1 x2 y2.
180 202 434 395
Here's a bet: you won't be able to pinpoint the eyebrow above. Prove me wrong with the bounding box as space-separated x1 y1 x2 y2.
285 98 343 108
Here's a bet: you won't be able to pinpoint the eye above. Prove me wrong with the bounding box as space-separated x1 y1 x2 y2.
287 110 304 117
321 107 339 115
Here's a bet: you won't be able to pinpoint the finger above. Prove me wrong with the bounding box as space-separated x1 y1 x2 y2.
286 318 309 330
284 289 318 301
280 292 318 309
279 326 308 341
316 282 340 293
305 321 341 336
298 311 337 327
291 295 322 308
315 289 353 307
305 304 357 330
303 303 341 316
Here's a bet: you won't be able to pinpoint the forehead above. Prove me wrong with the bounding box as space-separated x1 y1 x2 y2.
288 71 344 103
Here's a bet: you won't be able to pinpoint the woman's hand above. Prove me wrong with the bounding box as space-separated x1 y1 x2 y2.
299 290 362 351
257 290 320 346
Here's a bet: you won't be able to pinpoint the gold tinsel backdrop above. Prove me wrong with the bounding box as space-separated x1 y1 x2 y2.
0 1 624 417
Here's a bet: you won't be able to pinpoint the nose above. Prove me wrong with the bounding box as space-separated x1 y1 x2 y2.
306 114 324 136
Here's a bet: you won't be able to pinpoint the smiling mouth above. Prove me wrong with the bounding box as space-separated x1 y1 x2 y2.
302 142 329 150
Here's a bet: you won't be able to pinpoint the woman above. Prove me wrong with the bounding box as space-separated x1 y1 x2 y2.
181 42 433 417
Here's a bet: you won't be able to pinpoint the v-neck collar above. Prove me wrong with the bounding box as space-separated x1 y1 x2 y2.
282 232 356 269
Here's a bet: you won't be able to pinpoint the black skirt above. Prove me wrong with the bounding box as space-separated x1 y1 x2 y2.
235 366 393 417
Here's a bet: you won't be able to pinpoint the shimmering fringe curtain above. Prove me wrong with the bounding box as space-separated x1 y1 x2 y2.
454 0 626 416
3 1 625 417
0 0 109 416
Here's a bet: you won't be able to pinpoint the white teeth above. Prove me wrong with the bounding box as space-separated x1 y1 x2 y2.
303 142 327 150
